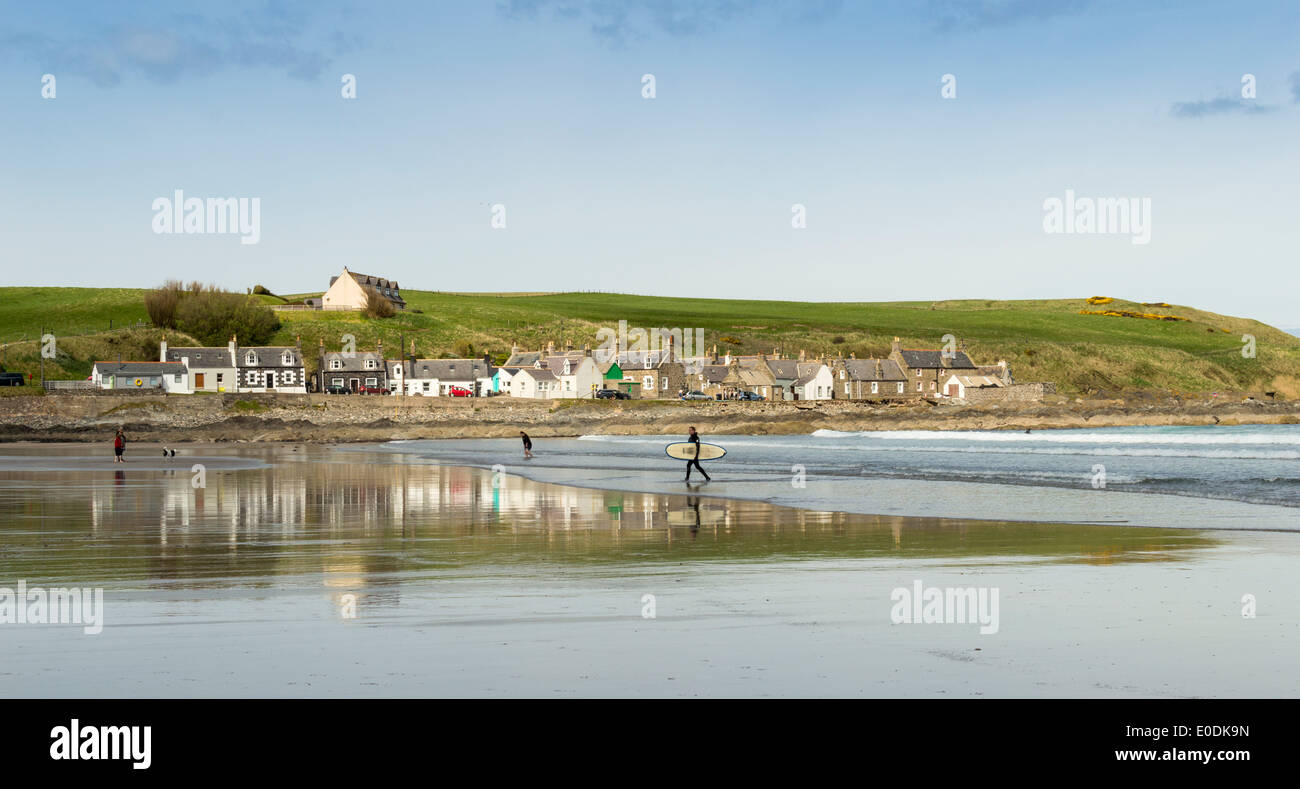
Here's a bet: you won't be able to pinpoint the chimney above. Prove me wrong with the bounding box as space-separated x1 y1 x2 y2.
547 340 556 355
228 335 237 362
667 335 675 362
583 343 592 358
511 343 519 355
564 341 574 352
875 359 882 377
891 336 901 355
318 337 324 347
159 336 167 363
295 335 301 348
799 349 806 361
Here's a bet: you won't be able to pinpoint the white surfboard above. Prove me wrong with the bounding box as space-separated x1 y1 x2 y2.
665 441 727 461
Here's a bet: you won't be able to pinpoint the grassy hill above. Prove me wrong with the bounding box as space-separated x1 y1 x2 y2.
2 287 1297 397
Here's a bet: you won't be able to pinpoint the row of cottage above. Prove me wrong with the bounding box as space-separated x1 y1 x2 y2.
85 335 1022 402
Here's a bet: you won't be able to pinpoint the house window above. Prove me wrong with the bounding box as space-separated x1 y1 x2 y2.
282 353 293 365
929 381 936 390
897 383 904 393
246 352 258 365
844 383 850 395
330 360 341 370
661 378 668 390
839 370 845 379
332 378 344 387
916 369 922 376
365 378 377 386
916 382 922 392
871 382 879 394
216 374 223 383
643 376 653 388
365 359 376 370
174 374 182 383
422 382 431 392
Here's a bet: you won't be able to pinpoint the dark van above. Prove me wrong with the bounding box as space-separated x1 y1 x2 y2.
0 372 26 387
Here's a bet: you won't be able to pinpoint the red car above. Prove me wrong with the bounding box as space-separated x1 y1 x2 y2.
359 385 387 395
448 386 473 397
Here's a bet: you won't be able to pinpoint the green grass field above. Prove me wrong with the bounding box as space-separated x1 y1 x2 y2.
2 287 1297 396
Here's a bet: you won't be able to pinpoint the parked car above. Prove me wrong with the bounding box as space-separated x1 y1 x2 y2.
323 385 350 395
681 390 712 401
736 390 764 401
595 388 630 400
358 385 386 395
0 372 26 387
448 386 473 397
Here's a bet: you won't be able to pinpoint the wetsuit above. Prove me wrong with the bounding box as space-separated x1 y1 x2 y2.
685 433 710 481
521 433 532 455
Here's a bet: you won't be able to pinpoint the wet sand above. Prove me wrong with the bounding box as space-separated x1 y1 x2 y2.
0 443 1297 697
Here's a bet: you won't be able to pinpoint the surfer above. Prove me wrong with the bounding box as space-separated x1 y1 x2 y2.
685 426 711 482
520 431 533 458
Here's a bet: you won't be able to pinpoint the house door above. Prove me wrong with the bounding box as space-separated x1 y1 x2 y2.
266 372 276 390
349 378 360 392
946 383 958 397
195 373 205 388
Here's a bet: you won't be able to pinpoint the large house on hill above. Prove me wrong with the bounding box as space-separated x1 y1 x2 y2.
322 267 406 311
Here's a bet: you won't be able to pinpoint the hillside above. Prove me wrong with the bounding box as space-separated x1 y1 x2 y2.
1 287 1297 397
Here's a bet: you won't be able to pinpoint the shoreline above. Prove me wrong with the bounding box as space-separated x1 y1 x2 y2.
4 443 1298 698
0 392 1296 443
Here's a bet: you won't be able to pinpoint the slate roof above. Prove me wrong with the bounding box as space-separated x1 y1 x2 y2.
165 347 233 367
94 361 187 376
841 359 906 381
319 351 386 374
237 347 303 367
698 365 730 383
949 374 1004 388
897 349 975 369
766 359 801 380
406 358 495 380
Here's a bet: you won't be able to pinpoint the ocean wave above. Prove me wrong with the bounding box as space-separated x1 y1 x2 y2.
811 427 1300 446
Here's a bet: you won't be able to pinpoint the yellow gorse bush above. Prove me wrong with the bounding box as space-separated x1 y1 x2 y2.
1079 309 1189 322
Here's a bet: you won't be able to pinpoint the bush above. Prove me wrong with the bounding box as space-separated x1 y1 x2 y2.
176 291 281 346
453 339 475 357
363 286 396 319
144 280 185 328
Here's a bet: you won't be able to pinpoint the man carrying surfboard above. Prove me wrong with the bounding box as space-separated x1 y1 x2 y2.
685 426 711 482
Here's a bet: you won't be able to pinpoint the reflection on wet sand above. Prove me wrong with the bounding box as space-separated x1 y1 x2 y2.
0 446 1216 595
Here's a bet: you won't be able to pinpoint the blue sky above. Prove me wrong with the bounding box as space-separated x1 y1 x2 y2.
2 0 1297 326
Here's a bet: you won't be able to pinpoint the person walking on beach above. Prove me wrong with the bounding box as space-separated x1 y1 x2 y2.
112 428 126 463
520 431 533 458
685 426 710 482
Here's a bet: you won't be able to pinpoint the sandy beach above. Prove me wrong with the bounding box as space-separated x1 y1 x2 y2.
1 442 1296 698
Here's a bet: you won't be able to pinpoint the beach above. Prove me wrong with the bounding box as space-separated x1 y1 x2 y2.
1 438 1297 698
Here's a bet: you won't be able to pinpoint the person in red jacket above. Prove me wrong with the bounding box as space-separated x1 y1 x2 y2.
113 428 126 463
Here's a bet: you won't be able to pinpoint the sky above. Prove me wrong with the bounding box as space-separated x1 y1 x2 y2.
1 0 1297 326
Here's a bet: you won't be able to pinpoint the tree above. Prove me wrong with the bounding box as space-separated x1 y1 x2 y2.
144 280 185 328
363 286 396 319
175 290 281 346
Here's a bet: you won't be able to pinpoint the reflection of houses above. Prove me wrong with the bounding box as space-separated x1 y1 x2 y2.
91 360 192 393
